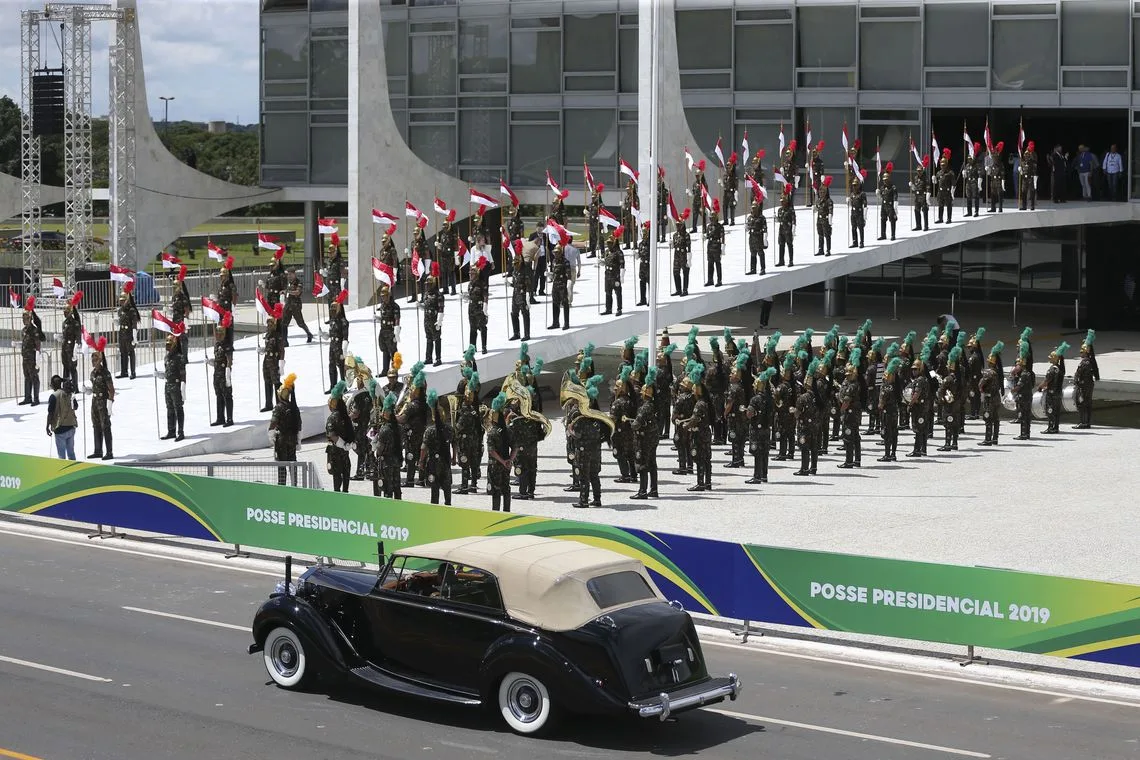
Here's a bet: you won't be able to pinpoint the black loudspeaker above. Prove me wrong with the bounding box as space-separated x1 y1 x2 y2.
31 71 65 137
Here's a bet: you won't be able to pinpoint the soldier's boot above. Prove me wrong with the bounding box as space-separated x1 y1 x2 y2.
424 340 434 365
88 425 104 459
212 397 226 426
794 445 810 476
102 430 114 461
32 376 40 405
615 288 623 317
522 312 531 341
118 351 129 378
509 314 521 341
889 220 896 241
825 236 832 256
175 408 185 442
922 208 930 231
682 268 690 296
161 409 176 440
787 244 794 267
638 279 647 306
816 239 825 257
433 339 442 366
262 381 274 412
632 470 649 499
879 219 888 241
225 396 234 427
747 456 763 484
19 376 31 405
705 259 715 286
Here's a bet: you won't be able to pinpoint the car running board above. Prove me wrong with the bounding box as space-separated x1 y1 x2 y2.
349 665 483 706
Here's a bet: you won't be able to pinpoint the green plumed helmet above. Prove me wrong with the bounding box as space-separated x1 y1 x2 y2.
920 346 932 365
367 378 379 397
645 366 658 386
586 374 604 399
330 380 347 400
413 371 426 388
824 326 838 347
688 364 704 385
723 327 734 344
1054 341 1070 356
759 367 777 383
619 365 632 383
519 341 529 361
411 361 425 377
903 330 916 348
463 344 476 362
765 332 781 354
491 392 507 412
534 357 544 375
861 318 873 334
885 341 900 359
1020 326 1033 342
803 327 815 340
663 342 677 356
956 331 967 349
580 356 594 372
584 341 595 357
383 392 397 412
848 347 862 367
782 354 795 373
683 342 695 360
1085 329 1096 346
1019 340 1030 360
687 325 700 342
709 336 720 350
974 326 986 342
624 335 638 351
927 326 940 343
948 346 962 366
807 358 820 377
426 389 438 408
737 338 748 354
797 350 809 363
461 366 472 380
354 355 364 366
634 353 647 374
838 336 850 353
736 351 750 371
990 340 1004 359
468 371 479 393
823 348 836 366
885 357 903 377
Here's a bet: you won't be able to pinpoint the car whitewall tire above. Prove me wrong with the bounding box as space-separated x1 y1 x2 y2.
263 626 308 689
498 671 553 735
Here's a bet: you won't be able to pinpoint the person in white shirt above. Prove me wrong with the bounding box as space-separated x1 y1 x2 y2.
1103 145 1124 201
563 241 582 304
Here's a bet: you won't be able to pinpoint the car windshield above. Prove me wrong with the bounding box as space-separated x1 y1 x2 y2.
585 570 656 609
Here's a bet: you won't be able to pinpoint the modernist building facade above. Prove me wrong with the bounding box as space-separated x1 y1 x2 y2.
259 0 1140 323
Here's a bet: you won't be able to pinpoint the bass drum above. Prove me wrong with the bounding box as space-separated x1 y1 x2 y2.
1031 390 1048 420
1062 381 1079 413
1001 376 1017 412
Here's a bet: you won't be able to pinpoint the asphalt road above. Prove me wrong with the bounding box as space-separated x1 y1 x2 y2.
0 527 1137 760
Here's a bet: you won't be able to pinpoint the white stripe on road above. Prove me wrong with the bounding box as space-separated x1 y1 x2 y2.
122 606 248 632
701 639 1140 709
0 654 113 683
707 708 991 758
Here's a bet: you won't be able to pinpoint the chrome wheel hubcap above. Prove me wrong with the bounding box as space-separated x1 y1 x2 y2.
270 637 299 678
507 679 541 723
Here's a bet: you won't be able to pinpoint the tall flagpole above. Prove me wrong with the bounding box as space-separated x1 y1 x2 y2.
646 0 659 346
372 204 380 373
200 261 210 417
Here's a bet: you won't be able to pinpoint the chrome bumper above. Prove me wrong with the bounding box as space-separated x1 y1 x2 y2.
630 673 742 721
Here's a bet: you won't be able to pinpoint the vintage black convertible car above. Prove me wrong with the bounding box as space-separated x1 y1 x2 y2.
248 535 740 734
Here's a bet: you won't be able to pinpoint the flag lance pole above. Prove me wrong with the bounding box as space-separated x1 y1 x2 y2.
200 260 211 417
372 202 380 374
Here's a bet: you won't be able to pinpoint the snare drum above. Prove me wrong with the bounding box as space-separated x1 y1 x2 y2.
1062 381 1078 413
1031 390 1047 420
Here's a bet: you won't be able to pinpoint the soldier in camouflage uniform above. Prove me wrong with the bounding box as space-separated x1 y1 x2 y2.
690 161 709 232
209 313 234 428
610 367 637 483
423 263 445 366
682 364 713 491
551 188 568 226
963 143 983 217
171 266 192 362
468 255 490 351
372 392 402 499
838 350 863 468
631 367 659 500
878 162 898 241
88 338 115 460
877 357 902 461
349 366 374 480
116 284 140 379
400 371 429 488
18 310 41 406
587 185 603 258
707 338 728 445
601 226 625 316
281 268 314 346
793 362 819 476
218 256 236 351
776 185 796 266
850 170 868 248
721 151 738 224
907 353 932 456
912 155 931 231
377 283 400 376
327 290 349 393
323 242 343 306
161 330 187 442
486 393 513 512
671 210 691 296
455 372 484 494
419 390 454 505
745 368 775 484
260 305 285 413
655 342 675 440
622 179 637 249
635 222 651 306
987 142 1006 213
705 200 724 287
436 212 459 296
506 203 524 243
266 254 286 306
571 376 609 508
815 175 834 257
60 292 82 388
746 198 767 274
508 245 532 341
1019 141 1038 211
725 353 750 468
935 148 957 224
325 381 353 493
656 171 669 243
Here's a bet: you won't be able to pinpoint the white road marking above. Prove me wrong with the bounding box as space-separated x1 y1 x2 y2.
0 654 113 683
122 605 248 632
0 526 281 577
707 708 991 758
701 639 1140 709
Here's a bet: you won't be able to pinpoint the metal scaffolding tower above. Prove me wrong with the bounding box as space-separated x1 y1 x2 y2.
109 6 137 273
61 5 94 288
20 10 43 296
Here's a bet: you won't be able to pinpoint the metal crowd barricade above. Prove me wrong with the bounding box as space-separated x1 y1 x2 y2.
117 459 317 489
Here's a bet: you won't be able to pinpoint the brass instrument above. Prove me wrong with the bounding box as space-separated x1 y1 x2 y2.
504 373 553 437
344 356 373 404
558 373 614 436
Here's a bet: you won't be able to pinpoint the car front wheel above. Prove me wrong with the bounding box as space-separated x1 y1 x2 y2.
263 626 310 689
497 671 556 735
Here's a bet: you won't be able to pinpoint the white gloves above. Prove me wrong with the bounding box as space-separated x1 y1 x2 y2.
157 370 165 380
257 347 265 356
341 340 348 355
394 325 401 343
257 279 265 290
107 400 114 418
269 429 279 445
403 247 410 256
978 178 983 190
225 368 232 388
685 189 692 197
435 240 442 249
278 360 285 377
180 382 186 400
206 357 215 367
335 437 351 451
435 314 443 329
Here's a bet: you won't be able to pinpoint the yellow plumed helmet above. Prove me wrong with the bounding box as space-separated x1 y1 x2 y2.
392 352 403 372
281 373 297 391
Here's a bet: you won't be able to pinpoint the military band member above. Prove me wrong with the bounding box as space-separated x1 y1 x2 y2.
325 381 353 493
793 361 818 476
912 155 931 232
455 372 483 494
399 371 428 488
937 346 964 451
722 151 738 224
622 179 637 249
372 392 402 499
19 308 41 406
1019 141 1038 211
569 376 608 508
486 393 513 511
863 340 882 435
349 362 374 480
838 349 863 468
419 390 454 505
267 374 301 485
671 209 692 296
907 352 931 457
878 162 898 241
850 170 868 248
1038 342 1067 434
781 140 798 205
776 184 796 266
725 353 750 468
506 242 531 341
116 283 140 379
1012 350 1034 440
683 364 713 492
1073 330 1098 429
705 201 725 287
690 160 709 232
611 367 637 483
978 341 1004 445
815 175 834 257
61 292 82 388
748 148 767 190
874 357 900 461
587 184 603 258
261 305 285 413
935 148 956 224
773 355 796 460
602 226 626 315
745 368 775 483
745 198 768 274
88 337 114 460
209 313 234 428
656 341 675 440
377 283 400 376
988 142 1006 213
327 290 349 393
406 223 426 304
161 330 187 442
671 369 695 476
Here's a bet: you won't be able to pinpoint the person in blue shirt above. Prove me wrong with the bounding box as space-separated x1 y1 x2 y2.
1074 145 1096 200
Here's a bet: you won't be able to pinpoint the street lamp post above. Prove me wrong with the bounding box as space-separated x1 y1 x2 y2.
159 95 175 134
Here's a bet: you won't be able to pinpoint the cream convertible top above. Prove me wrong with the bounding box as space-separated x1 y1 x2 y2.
394 535 666 632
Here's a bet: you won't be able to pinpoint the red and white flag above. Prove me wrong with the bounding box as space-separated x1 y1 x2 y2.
714 137 725 168
909 138 922 165
805 125 813 153
410 248 424 278
152 310 185 336
469 188 498 208
1018 124 1026 152
684 147 694 172
773 171 787 186
255 288 274 318
500 226 512 253
932 133 940 158
458 238 470 267
372 258 395 287
9 289 20 308
543 217 571 244
841 125 850 152
598 207 620 229
667 194 681 223
161 252 182 268
545 170 563 196
200 296 224 323
875 145 882 177
499 179 519 207
206 242 226 262
701 184 714 211
984 120 993 151
741 131 750 162
257 233 279 251
405 201 422 219
51 277 65 297
312 272 329 299
318 217 338 235
433 197 449 216
849 156 861 176
80 327 95 355
584 162 596 193
619 158 638 184
778 126 786 156
109 264 134 283
372 208 398 225
964 130 974 158
745 175 767 202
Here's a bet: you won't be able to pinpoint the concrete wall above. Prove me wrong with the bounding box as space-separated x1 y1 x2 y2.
0 173 65 223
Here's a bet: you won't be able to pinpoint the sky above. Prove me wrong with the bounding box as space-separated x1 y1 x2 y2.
0 0 260 123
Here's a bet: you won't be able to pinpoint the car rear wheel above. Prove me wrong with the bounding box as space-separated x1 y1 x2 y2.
498 671 555 735
263 626 310 689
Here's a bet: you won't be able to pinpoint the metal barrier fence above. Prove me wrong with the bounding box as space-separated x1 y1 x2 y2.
117 460 317 489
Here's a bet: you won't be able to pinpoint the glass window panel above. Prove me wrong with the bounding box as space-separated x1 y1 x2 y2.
992 19 1058 90
565 13 616 72
265 81 308 97
460 168 504 183
311 125 347 185
459 18 509 75
510 27 561 93
263 0 307 12
1061 0 1129 66
925 3 989 67
310 112 346 124
310 0 346 11
410 21 456 34
564 109 617 170
860 21 920 90
993 2 1056 14
261 166 307 184
732 123 783 166
460 110 507 166
410 33 457 96
1021 235 1066 292
1134 18 1140 88
676 9 733 70
384 21 408 77
1062 70 1128 88
737 8 792 22
860 110 920 123
680 72 732 90
797 5 856 68
264 100 308 111
263 113 308 165
310 26 348 37
460 96 507 109
264 25 309 80
797 71 853 88
565 74 615 91
735 24 794 91
619 123 637 167
408 124 456 176
684 107 733 160
619 27 638 92
619 110 638 122
311 38 348 98
902 248 960 292
460 76 507 93
409 111 454 123
388 78 407 95
861 5 919 18
926 70 988 88
512 111 560 122
961 233 1020 300
392 109 406 140
736 109 793 122
310 99 348 111
858 122 914 191
619 13 638 26
510 124 559 186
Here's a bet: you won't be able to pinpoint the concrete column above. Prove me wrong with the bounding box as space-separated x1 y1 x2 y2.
303 201 317 299
824 276 847 317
